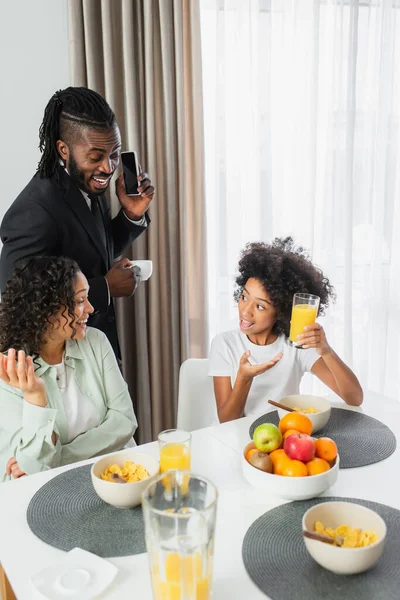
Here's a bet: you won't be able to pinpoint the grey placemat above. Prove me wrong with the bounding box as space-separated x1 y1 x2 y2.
242 496 400 600
26 465 145 557
249 408 396 468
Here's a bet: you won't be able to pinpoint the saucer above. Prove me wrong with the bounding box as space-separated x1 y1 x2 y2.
30 547 118 599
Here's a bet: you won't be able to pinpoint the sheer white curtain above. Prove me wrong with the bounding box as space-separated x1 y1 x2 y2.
200 0 400 398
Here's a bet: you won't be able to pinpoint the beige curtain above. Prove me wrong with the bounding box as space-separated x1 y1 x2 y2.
67 0 207 443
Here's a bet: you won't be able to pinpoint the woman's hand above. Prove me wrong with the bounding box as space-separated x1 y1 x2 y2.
297 323 331 356
6 457 27 479
238 350 283 381
0 349 47 406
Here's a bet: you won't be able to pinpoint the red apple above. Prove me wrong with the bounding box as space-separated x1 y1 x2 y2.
284 433 315 462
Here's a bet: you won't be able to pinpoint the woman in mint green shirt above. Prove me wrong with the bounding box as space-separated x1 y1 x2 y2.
0 256 137 482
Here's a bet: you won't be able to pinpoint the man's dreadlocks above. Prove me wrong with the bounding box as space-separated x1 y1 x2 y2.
37 87 116 179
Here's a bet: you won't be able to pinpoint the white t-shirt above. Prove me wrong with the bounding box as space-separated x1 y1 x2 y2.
54 359 102 443
208 330 320 418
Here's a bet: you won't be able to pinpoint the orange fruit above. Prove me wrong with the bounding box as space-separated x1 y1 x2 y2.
245 448 258 462
306 457 330 476
315 437 338 462
283 428 300 440
279 413 313 436
269 449 290 475
269 449 287 464
281 459 308 477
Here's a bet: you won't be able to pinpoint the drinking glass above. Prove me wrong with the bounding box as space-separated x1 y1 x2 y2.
289 293 320 348
158 429 191 473
142 470 218 600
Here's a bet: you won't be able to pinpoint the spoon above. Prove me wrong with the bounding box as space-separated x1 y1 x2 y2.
110 473 127 484
268 399 295 412
302 530 344 546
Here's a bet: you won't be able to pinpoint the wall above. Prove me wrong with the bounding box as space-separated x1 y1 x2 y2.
0 0 70 241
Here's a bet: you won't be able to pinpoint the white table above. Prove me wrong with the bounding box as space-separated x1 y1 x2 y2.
0 391 399 599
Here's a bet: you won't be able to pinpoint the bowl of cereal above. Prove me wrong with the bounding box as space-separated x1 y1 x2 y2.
302 501 387 574
277 394 331 433
91 449 160 508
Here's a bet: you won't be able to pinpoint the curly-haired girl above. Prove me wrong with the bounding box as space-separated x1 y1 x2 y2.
0 256 137 481
209 237 363 423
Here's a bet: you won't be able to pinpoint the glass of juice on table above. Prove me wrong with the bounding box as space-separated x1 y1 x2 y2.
158 429 191 473
289 293 320 348
142 470 218 600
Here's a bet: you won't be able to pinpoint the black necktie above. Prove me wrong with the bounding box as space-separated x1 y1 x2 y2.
89 194 108 257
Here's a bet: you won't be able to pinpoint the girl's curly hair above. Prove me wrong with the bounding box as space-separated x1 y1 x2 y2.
234 237 336 337
0 255 81 356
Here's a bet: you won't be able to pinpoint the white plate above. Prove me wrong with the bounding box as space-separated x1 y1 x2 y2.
30 547 118 599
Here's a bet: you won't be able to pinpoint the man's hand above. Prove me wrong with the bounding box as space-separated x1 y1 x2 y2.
105 258 139 298
115 169 155 220
6 458 26 479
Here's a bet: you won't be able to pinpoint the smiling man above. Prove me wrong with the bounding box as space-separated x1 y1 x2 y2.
0 87 155 356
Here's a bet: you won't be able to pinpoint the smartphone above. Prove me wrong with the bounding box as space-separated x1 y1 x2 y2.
121 151 140 196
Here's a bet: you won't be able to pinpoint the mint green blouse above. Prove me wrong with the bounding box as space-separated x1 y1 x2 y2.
0 327 137 482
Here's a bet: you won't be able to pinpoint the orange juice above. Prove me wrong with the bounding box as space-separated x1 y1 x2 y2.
289 304 318 343
151 552 210 600
160 443 191 473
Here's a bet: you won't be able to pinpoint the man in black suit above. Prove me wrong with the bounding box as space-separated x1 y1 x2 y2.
0 87 154 356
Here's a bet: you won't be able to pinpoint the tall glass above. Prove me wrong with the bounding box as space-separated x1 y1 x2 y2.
158 429 191 473
289 293 320 348
142 470 218 600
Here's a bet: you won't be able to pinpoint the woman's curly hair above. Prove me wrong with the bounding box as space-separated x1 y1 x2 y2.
0 256 81 356
234 237 336 337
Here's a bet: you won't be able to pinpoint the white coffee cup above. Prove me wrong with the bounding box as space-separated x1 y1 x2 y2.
130 260 153 281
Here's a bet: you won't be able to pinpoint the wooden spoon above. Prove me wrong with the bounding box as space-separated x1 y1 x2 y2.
268 399 295 412
302 530 344 546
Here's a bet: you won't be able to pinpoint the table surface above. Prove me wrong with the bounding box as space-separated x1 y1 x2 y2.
0 390 398 600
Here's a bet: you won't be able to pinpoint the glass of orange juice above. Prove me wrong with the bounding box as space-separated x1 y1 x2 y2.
158 429 191 473
142 470 218 600
289 293 320 348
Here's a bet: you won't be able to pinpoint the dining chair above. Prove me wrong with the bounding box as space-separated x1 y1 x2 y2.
177 358 219 431
0 564 16 600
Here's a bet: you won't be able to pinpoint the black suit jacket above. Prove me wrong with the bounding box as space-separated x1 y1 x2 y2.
0 167 149 355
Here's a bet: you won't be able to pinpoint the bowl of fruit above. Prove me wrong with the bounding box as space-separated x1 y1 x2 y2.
242 413 339 500
276 394 331 433
302 501 387 574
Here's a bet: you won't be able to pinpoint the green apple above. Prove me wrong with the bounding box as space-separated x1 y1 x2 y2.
253 423 282 453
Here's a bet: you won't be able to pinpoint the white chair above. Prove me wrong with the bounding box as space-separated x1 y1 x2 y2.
177 358 219 431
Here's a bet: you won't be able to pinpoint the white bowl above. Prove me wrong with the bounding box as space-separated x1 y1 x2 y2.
277 394 331 433
302 501 387 574
91 450 160 509
242 441 339 501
